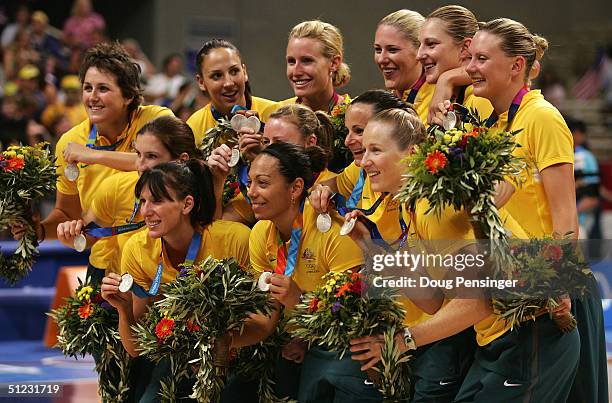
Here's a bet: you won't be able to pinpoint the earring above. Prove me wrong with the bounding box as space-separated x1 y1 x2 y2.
291 196 295 205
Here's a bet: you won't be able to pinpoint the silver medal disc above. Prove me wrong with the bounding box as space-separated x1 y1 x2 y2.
228 148 241 167
65 163 79 182
442 111 457 131
118 273 134 293
230 114 247 132
339 217 357 236
316 213 332 233
73 233 87 252
258 271 272 292
245 116 261 133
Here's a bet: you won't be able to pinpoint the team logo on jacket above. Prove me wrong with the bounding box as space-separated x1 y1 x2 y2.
302 248 315 261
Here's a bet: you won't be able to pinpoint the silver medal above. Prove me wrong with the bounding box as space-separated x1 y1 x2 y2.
228 148 241 167
258 271 272 292
316 213 332 233
65 163 79 182
230 114 247 132
73 233 87 252
245 116 261 133
339 217 357 236
118 273 134 293
442 111 457 131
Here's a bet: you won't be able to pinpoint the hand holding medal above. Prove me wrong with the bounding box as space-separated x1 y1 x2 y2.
230 113 262 166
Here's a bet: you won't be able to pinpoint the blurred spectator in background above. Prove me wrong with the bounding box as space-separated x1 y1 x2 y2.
538 68 567 108
121 38 156 83
62 0 106 50
1 3 30 50
3 28 39 80
568 118 602 239
30 11 69 78
41 74 87 137
0 93 28 147
16 64 45 119
144 53 187 106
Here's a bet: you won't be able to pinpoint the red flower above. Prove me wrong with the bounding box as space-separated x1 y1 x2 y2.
155 317 175 340
78 302 93 319
424 150 447 174
5 157 25 172
350 272 362 282
186 320 201 333
541 244 563 262
335 283 351 298
459 130 479 147
349 280 366 295
308 297 320 313
229 181 239 190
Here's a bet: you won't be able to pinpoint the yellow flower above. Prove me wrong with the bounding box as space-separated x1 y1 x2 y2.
324 285 333 293
4 151 16 158
443 134 452 144
452 133 462 143
76 286 93 301
16 154 25 159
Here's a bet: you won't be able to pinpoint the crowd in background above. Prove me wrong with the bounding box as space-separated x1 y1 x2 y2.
0 0 612 239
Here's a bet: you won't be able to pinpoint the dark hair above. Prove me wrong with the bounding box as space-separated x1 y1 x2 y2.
162 53 182 71
350 89 411 115
268 103 334 159
137 116 202 159
78 41 143 115
195 39 252 99
259 142 327 201
566 117 586 134
135 160 215 227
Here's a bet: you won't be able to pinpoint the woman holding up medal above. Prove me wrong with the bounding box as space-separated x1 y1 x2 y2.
416 5 493 128
12 42 172 279
186 38 277 146
374 9 435 122
338 108 532 402
209 103 337 224
276 20 351 172
461 19 602 402
56 116 202 283
247 142 379 402
100 160 250 401
309 90 412 244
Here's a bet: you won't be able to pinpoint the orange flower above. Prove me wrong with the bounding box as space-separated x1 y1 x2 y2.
335 283 351 298
424 150 447 174
541 244 563 262
155 317 175 340
459 130 479 147
77 302 93 319
5 157 25 172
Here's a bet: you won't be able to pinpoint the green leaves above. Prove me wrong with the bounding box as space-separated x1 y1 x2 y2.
0 143 58 284
133 257 271 402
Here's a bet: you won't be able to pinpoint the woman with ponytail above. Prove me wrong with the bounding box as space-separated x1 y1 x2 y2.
100 160 251 401
208 103 338 225
247 142 376 402
275 20 352 172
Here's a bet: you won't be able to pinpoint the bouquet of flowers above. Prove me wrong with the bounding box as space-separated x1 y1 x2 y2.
289 271 411 400
329 95 353 171
48 280 131 401
133 257 271 403
492 237 592 332
398 107 523 241
0 143 57 284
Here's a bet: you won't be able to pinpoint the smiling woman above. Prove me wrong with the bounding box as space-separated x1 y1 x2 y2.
186 39 277 146
12 42 172 278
